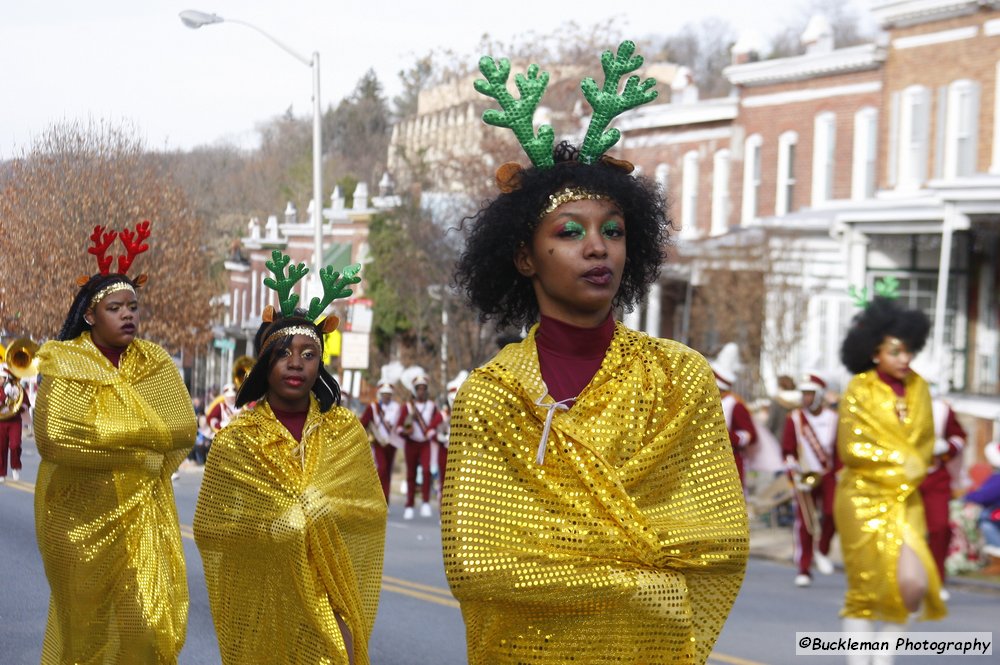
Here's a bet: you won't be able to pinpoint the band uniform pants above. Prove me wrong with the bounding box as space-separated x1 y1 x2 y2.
0 418 22 477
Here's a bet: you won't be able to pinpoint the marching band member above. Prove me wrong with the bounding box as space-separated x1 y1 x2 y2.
34 222 195 663
397 375 443 519
442 40 747 665
359 382 403 502
711 342 758 490
194 253 385 665
782 371 839 587
837 296 945 665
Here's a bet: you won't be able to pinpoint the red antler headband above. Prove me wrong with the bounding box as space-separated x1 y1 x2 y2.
81 221 151 306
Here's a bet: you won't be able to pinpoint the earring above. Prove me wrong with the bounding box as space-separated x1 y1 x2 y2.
873 358 880 364
84 318 94 326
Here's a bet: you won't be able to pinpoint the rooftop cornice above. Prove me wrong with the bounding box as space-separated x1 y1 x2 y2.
724 44 884 86
870 0 996 28
616 97 738 132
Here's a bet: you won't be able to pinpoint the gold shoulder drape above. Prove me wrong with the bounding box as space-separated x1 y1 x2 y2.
33 332 196 664
441 323 749 665
835 370 946 622
194 397 387 665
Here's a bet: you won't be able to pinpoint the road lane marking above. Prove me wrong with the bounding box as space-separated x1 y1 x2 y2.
382 574 454 599
4 477 767 665
707 654 771 665
1 479 35 494
381 581 460 608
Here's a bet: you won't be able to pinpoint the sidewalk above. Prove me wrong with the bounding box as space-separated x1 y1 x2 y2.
748 520 1000 593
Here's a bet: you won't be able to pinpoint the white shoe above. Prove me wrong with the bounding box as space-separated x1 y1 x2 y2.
939 588 950 602
0 476 5 483
794 574 812 587
420 502 432 518
11 469 19 481
403 507 415 520
814 551 834 575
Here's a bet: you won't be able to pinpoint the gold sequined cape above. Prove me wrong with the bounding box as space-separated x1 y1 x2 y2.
193 397 387 665
441 323 749 665
33 333 196 664
835 370 946 622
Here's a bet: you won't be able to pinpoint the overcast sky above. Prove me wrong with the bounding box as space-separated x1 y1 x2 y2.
0 0 873 158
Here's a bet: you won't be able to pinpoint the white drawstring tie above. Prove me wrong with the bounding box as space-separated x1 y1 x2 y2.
534 394 574 465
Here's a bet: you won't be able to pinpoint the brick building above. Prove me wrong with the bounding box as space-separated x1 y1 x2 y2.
611 2 999 441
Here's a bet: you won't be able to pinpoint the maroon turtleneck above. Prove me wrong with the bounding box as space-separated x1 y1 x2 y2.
271 405 308 442
93 342 125 368
535 312 615 403
876 369 906 397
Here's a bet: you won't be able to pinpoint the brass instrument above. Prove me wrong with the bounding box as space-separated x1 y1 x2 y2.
0 338 38 421
791 469 822 536
233 355 254 389
0 342 6 364
6 338 39 379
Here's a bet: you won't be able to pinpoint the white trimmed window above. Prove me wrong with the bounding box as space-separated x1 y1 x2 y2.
811 112 836 205
944 79 980 178
711 149 731 236
776 131 798 215
898 85 931 190
852 107 878 199
655 163 670 199
681 150 699 238
994 61 1000 174
741 134 763 225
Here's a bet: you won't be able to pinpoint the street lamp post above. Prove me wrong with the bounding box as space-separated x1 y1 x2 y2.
180 10 324 275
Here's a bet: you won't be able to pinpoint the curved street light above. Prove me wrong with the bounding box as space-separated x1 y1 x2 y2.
179 9 324 275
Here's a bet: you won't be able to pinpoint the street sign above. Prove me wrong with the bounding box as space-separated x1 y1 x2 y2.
340 332 370 370
213 338 236 351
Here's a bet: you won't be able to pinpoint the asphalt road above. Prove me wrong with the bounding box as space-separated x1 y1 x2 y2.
2 433 996 664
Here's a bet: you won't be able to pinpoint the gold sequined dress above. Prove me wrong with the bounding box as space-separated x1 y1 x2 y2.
441 323 749 665
193 397 387 665
33 333 196 664
835 370 946 622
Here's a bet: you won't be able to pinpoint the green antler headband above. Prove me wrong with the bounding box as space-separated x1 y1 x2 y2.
475 40 658 171
259 250 361 351
849 276 901 308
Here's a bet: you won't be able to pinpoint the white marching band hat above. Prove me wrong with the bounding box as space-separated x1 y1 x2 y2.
709 343 741 389
797 372 827 393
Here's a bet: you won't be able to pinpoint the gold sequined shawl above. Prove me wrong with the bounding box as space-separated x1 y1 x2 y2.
193 397 387 665
835 370 946 622
33 333 196 664
441 323 749 665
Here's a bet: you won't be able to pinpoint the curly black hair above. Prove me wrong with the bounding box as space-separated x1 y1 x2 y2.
453 142 671 330
58 273 139 341
236 311 341 412
840 297 931 375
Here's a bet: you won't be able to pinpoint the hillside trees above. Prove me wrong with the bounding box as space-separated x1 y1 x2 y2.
0 120 212 352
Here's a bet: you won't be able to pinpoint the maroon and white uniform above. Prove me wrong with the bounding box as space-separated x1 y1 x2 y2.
206 399 238 436
782 406 839 577
0 374 28 479
397 399 443 508
360 398 403 502
918 398 966 582
721 391 758 488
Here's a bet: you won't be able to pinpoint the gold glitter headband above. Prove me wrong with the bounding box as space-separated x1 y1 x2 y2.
259 326 322 355
539 187 611 219
90 281 136 307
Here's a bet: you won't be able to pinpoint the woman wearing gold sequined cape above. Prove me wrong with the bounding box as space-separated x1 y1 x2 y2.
193 396 386 665
835 370 946 622
34 332 195 664
441 323 749 664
